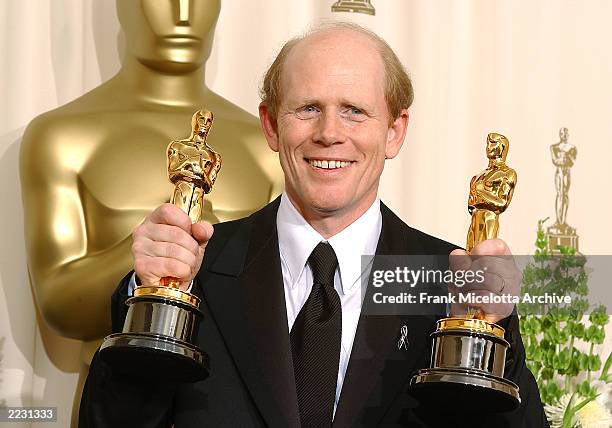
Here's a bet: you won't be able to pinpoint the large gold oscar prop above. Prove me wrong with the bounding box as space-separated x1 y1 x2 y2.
410 133 520 412
100 110 221 381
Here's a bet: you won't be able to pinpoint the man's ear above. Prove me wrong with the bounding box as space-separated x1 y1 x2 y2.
259 102 279 152
385 109 409 159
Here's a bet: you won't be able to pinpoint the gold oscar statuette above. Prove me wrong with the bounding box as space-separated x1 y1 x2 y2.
410 133 521 412
99 109 221 382
547 127 579 253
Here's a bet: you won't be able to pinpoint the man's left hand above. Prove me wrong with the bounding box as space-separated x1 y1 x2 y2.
448 239 521 323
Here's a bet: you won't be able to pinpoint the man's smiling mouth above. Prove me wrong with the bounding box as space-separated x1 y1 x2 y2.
307 158 354 169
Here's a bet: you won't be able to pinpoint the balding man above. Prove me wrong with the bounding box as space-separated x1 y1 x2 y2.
80 23 547 427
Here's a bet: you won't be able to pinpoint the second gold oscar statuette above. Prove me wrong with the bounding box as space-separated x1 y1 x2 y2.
99 109 221 382
409 133 521 413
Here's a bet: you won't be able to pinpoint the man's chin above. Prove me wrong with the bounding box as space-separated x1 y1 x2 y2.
306 197 351 216
288 187 356 217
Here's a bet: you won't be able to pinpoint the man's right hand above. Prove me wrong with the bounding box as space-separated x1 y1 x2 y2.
131 203 214 291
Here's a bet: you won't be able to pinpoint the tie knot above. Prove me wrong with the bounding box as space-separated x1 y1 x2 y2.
308 242 338 287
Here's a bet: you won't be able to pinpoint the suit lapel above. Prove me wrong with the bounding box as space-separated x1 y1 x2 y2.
197 198 300 427
333 203 441 427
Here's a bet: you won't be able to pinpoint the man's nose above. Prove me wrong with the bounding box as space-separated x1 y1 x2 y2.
313 111 346 146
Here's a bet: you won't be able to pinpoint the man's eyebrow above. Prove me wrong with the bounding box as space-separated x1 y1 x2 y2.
283 98 321 112
294 97 320 106
340 99 375 113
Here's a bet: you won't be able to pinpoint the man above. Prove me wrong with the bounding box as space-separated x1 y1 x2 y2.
80 23 548 427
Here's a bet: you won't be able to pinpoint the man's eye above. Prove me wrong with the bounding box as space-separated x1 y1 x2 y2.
342 106 367 121
295 105 319 119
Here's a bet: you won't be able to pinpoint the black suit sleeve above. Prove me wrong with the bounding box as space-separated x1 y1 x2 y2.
493 312 550 427
110 271 133 333
79 272 178 428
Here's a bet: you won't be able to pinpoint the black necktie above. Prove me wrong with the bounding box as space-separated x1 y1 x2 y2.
290 242 342 428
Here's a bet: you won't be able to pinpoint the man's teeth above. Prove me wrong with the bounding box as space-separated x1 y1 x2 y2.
308 159 351 169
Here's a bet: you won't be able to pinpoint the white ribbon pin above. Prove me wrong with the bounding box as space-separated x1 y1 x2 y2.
397 325 409 350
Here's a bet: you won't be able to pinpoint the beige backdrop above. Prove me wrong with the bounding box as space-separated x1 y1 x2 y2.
1 1 611 426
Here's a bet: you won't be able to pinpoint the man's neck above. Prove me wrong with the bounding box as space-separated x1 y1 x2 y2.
115 57 210 108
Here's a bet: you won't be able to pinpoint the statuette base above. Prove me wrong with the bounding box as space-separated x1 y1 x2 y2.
331 0 375 15
410 367 520 413
134 285 200 308
100 292 208 382
409 317 520 412
547 224 579 254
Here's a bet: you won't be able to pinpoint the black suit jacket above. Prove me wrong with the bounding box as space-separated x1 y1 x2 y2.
80 198 549 427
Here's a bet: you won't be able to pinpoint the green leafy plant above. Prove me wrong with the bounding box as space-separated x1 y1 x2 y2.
519 219 611 426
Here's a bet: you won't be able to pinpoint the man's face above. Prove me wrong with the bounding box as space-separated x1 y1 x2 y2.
259 30 408 223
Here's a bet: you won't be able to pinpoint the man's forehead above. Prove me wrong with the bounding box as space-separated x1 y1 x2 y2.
281 29 384 91
288 28 379 63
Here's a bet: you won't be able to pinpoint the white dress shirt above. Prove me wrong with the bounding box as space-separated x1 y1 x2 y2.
277 192 382 416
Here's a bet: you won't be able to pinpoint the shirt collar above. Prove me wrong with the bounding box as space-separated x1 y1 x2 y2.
276 192 382 295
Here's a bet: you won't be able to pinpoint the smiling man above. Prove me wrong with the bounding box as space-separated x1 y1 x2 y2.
257 26 408 240
80 23 548 427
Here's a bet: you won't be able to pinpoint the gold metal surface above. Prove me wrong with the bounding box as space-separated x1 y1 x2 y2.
133 285 200 308
437 318 506 339
168 110 220 222
20 0 282 350
466 133 517 253
411 134 520 407
331 0 376 16
547 127 579 252
159 108 220 289
466 306 486 320
167 110 221 223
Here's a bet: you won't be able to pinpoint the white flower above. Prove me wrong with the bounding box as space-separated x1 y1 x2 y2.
575 381 612 428
591 381 612 409
576 398 612 428
544 383 612 428
545 394 573 428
